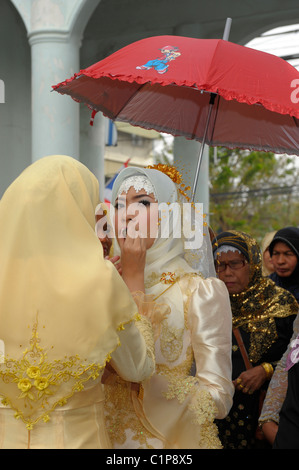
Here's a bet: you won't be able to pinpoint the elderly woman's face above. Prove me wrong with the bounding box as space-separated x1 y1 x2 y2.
216 250 251 294
114 186 159 250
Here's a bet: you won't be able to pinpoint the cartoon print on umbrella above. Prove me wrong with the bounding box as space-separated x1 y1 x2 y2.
136 45 181 74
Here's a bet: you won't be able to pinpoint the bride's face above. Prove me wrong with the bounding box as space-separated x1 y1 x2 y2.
114 186 159 250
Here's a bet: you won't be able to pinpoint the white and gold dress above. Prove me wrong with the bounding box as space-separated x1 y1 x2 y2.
104 166 234 449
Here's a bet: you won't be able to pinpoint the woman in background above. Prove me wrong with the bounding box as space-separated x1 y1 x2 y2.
212 230 297 449
269 226 299 304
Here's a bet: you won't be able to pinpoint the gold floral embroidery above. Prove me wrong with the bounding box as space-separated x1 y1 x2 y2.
104 273 222 449
145 272 161 289
104 377 157 449
163 377 221 449
0 315 102 430
135 316 155 370
157 349 194 380
163 376 198 402
160 323 184 363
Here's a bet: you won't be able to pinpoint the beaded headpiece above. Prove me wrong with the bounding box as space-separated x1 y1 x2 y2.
146 164 192 203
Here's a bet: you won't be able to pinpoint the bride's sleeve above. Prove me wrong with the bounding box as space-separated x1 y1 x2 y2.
189 277 234 419
109 293 159 383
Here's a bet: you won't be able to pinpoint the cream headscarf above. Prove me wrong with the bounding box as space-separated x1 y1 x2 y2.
261 230 276 277
0 155 138 428
111 166 215 297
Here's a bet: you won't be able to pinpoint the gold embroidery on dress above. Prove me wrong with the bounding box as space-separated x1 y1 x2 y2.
134 316 155 372
160 322 184 363
159 274 222 448
105 273 222 449
0 315 103 430
163 376 221 448
104 377 158 448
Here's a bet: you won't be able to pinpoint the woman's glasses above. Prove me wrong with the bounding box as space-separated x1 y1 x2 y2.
215 259 248 273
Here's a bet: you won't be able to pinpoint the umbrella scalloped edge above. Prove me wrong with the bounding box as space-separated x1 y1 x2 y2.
52 70 299 119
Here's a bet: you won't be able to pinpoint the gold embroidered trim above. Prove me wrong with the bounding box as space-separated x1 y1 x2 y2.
163 378 222 449
0 313 137 430
134 316 155 373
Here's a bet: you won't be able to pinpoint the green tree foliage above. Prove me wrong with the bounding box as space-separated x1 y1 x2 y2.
209 147 299 242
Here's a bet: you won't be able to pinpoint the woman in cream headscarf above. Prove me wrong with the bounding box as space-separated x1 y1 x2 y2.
261 231 276 277
103 165 234 449
0 155 155 449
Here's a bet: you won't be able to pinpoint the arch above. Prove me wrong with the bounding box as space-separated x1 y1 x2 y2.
9 0 30 33
244 21 299 70
68 0 101 41
240 19 299 46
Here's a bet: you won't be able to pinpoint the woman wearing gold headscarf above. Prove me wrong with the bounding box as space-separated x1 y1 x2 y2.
0 155 155 449
212 230 298 449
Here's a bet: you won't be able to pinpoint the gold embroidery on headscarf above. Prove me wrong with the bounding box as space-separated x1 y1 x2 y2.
214 231 298 363
0 314 103 430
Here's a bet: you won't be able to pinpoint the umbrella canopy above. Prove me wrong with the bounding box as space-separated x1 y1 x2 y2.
53 35 299 158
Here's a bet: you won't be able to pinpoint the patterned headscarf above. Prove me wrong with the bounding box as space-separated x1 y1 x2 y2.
212 230 298 362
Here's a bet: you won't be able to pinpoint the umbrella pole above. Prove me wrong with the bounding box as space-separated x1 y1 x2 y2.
222 17 232 41
191 93 216 202
191 17 232 202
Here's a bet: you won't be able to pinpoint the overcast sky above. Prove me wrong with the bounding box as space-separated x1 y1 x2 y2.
246 23 299 70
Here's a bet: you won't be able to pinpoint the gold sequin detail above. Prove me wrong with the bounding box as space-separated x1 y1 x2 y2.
214 230 298 363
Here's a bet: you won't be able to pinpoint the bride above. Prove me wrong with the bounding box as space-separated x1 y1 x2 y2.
103 164 234 449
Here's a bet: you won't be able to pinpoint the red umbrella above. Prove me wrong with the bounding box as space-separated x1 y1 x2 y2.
53 34 299 198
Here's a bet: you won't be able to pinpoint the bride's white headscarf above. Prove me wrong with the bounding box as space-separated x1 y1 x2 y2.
111 167 215 293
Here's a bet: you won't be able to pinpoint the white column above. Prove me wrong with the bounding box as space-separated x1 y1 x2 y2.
80 108 106 200
173 137 210 220
28 30 80 161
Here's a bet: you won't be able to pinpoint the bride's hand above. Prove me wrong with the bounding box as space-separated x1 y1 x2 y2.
118 225 146 292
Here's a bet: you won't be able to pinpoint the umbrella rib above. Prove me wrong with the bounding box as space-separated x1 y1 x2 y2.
191 93 216 202
114 81 146 120
208 94 220 143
